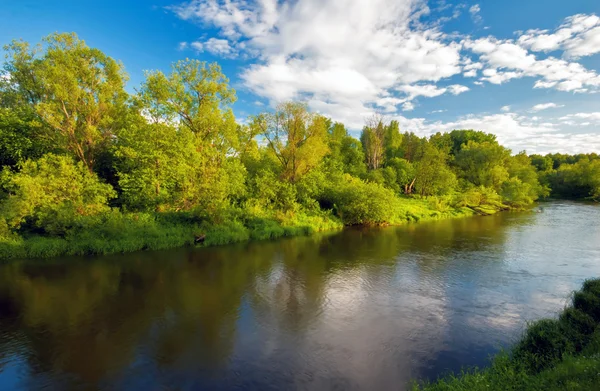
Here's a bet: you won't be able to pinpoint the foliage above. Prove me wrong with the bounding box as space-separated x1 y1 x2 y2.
3 33 129 171
0 154 115 235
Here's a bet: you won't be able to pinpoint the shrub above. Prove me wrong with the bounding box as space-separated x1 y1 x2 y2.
1 154 115 235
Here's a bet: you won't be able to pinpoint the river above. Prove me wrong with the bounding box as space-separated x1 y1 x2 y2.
0 201 598 390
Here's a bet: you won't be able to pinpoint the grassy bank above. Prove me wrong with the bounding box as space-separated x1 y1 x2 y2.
0 196 491 260
413 278 600 391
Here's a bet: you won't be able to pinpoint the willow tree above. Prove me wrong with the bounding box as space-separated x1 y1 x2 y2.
3 33 129 172
252 102 329 183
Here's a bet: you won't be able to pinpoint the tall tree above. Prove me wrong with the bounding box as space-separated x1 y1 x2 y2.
138 59 238 154
252 102 329 183
3 33 130 171
360 114 386 170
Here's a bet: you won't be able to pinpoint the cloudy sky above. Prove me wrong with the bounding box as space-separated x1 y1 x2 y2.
1 0 599 153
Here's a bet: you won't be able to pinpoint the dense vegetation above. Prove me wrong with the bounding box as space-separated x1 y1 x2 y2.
0 33 598 259
414 278 600 390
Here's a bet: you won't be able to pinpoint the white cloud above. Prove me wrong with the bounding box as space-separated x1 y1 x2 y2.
560 112 600 124
448 84 470 95
190 37 237 57
517 14 600 58
402 101 415 111
530 102 564 112
178 41 189 50
469 4 482 24
465 37 600 92
171 0 464 112
501 105 511 112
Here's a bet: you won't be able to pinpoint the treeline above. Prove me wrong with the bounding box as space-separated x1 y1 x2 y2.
0 33 598 258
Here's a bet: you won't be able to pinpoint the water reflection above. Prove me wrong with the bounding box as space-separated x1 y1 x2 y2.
0 201 599 390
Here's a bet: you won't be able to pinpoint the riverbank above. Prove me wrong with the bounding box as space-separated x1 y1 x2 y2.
0 196 494 260
413 278 600 390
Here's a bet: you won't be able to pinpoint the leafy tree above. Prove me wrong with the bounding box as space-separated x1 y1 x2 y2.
453 140 511 189
530 154 553 172
399 132 425 162
3 33 130 171
139 59 238 153
387 157 416 194
384 120 403 161
448 129 497 156
326 122 366 177
414 143 457 196
252 102 329 183
0 154 115 235
360 115 386 170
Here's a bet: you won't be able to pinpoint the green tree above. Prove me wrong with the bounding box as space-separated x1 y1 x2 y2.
453 140 511 189
414 143 457 197
139 59 238 153
0 154 115 235
360 115 386 170
252 102 329 183
3 33 130 171
448 129 497 156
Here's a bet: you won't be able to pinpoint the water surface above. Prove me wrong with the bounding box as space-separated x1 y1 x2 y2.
0 201 599 390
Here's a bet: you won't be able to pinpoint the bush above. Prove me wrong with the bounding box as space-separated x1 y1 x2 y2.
324 174 402 225
1 154 115 235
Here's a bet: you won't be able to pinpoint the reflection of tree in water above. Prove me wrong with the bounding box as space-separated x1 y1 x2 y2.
0 212 529 389
0 247 276 388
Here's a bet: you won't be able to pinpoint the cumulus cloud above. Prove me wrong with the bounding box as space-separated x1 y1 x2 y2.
501 105 511 112
170 0 465 114
465 36 600 92
530 103 564 112
517 14 600 58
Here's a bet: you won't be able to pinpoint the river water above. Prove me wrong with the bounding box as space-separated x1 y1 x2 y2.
0 201 598 390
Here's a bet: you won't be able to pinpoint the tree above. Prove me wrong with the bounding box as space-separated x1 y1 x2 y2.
133 59 243 215
360 115 386 170
325 122 366 177
3 33 130 171
399 132 425 162
0 154 115 235
384 120 403 161
138 59 238 154
387 157 416 194
252 102 329 183
448 129 497 156
453 140 511 189
414 143 457 196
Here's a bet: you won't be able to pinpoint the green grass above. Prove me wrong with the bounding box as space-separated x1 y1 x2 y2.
413 278 600 391
0 194 513 260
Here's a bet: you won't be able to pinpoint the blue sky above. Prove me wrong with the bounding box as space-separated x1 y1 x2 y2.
1 0 600 153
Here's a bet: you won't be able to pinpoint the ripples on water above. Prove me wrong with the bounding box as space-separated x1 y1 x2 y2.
0 201 599 390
